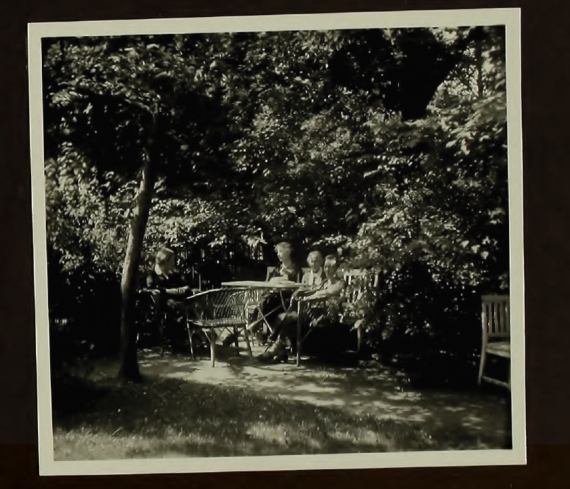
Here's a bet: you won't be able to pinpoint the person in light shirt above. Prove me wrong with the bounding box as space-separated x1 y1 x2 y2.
259 254 346 363
301 251 326 287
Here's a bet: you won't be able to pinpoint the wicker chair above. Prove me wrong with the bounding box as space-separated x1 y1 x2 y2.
183 287 254 367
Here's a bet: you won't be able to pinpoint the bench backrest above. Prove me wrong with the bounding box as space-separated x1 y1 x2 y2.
482 295 510 339
343 269 380 304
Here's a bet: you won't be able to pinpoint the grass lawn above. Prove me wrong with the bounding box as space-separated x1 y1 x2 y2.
52 346 511 460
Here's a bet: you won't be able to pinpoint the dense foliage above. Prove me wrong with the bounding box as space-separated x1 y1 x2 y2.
43 26 509 383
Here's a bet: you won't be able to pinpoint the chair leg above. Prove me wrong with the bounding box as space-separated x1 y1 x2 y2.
243 327 253 357
185 313 195 359
204 330 217 367
189 333 195 359
189 329 195 360
233 326 240 356
477 349 486 385
210 337 216 368
296 315 302 367
159 314 166 357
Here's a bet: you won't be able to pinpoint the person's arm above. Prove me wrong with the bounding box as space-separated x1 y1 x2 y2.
163 272 191 296
310 279 345 299
267 266 279 281
297 280 328 302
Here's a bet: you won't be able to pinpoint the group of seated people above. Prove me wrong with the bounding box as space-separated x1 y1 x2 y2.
253 242 346 363
143 241 347 364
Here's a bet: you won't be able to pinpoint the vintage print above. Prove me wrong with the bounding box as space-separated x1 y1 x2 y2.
28 9 525 476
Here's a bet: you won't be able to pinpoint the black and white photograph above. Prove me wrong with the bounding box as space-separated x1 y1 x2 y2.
28 9 525 476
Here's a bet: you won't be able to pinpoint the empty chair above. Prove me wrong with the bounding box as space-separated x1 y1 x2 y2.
478 295 510 389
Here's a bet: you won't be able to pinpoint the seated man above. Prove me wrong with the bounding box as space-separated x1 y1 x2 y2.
258 254 346 363
302 250 327 287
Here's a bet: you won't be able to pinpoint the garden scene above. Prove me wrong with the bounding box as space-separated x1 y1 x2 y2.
43 25 512 460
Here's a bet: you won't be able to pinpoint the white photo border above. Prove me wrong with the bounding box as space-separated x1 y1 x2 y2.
28 7 525 476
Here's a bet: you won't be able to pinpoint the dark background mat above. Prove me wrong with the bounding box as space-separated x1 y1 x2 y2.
2 0 569 486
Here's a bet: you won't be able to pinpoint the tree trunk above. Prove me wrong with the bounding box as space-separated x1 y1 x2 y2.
475 36 484 97
118 117 157 382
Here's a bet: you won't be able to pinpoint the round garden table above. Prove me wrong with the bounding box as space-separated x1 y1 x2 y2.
221 280 309 334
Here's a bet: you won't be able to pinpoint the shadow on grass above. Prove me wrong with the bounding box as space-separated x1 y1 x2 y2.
190 347 512 452
52 372 435 460
51 344 512 460
234 366 511 451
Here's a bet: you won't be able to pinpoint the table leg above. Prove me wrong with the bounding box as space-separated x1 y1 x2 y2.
246 305 281 335
296 301 302 367
204 329 216 367
233 325 240 356
279 290 288 312
185 312 195 360
243 326 253 356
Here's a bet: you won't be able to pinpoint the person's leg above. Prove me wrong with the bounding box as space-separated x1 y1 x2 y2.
257 312 295 361
267 312 288 342
259 292 287 328
269 313 299 363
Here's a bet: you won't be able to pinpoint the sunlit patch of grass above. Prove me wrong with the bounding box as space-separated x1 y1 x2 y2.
52 373 438 460
51 353 511 461
329 428 392 450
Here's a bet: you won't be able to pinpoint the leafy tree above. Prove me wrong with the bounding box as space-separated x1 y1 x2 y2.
43 26 508 383
43 33 245 381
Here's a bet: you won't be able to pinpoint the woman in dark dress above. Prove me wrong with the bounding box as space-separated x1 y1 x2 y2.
252 242 300 343
146 248 199 306
146 247 201 350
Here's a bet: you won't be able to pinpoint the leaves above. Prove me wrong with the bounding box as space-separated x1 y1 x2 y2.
45 28 509 366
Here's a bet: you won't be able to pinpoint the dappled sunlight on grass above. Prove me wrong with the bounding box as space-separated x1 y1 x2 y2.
52 373 435 460
53 345 511 460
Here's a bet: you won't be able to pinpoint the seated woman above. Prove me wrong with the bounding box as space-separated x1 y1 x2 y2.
146 247 202 349
146 247 199 305
266 241 299 283
265 249 325 343
258 254 346 363
245 242 300 344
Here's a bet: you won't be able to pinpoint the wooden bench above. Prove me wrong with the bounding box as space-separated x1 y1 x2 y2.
342 269 380 353
478 294 510 389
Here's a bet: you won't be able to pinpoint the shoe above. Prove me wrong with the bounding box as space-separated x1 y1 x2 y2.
222 334 238 347
268 333 280 343
271 351 288 364
257 351 274 362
